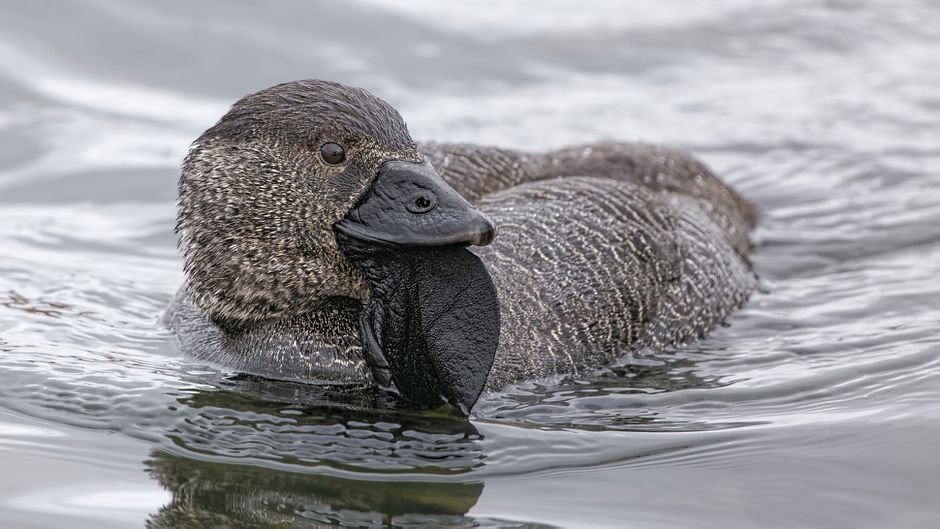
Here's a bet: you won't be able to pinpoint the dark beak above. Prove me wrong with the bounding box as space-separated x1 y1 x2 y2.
334 160 496 248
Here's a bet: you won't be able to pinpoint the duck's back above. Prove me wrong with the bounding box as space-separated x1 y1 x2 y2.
423 142 757 389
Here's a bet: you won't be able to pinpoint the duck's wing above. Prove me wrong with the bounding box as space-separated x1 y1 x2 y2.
538 142 757 262
421 142 758 387
420 141 756 261
419 142 538 203
474 176 681 387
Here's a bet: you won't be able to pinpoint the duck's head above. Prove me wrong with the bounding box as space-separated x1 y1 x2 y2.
178 80 499 415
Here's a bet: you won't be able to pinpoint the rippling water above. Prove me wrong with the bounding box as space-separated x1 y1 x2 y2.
1 1 939 527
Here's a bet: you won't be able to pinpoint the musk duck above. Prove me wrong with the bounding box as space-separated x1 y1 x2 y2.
164 79 757 415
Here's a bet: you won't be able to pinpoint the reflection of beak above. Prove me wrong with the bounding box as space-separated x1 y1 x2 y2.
334 160 496 248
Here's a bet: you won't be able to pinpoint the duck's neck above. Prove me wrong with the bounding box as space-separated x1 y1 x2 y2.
189 293 371 385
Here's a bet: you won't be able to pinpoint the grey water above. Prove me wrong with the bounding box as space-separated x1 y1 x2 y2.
1 0 939 527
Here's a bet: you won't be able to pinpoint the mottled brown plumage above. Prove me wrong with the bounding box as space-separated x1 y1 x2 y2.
165 80 757 402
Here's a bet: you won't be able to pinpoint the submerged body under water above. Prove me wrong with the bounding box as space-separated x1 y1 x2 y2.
1 0 939 527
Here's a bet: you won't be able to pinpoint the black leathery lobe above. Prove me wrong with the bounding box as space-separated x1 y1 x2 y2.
338 235 500 415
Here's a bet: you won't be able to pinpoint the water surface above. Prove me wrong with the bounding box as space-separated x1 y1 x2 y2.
1 0 939 527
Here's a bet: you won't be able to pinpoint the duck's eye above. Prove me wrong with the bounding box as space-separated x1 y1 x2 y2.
319 142 346 165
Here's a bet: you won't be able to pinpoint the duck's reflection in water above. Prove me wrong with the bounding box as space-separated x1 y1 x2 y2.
145 451 484 528
143 354 719 526
145 376 487 527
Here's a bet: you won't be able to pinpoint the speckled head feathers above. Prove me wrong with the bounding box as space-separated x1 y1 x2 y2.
177 80 423 323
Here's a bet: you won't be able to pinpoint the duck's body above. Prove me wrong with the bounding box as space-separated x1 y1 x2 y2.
165 80 756 412
434 142 756 389
166 142 757 390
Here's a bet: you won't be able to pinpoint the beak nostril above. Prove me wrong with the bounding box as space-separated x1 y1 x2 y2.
406 192 437 214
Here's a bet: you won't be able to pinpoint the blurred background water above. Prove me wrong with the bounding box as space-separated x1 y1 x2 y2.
1 0 939 527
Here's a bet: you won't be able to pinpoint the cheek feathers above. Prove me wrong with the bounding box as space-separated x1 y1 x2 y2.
177 141 368 320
